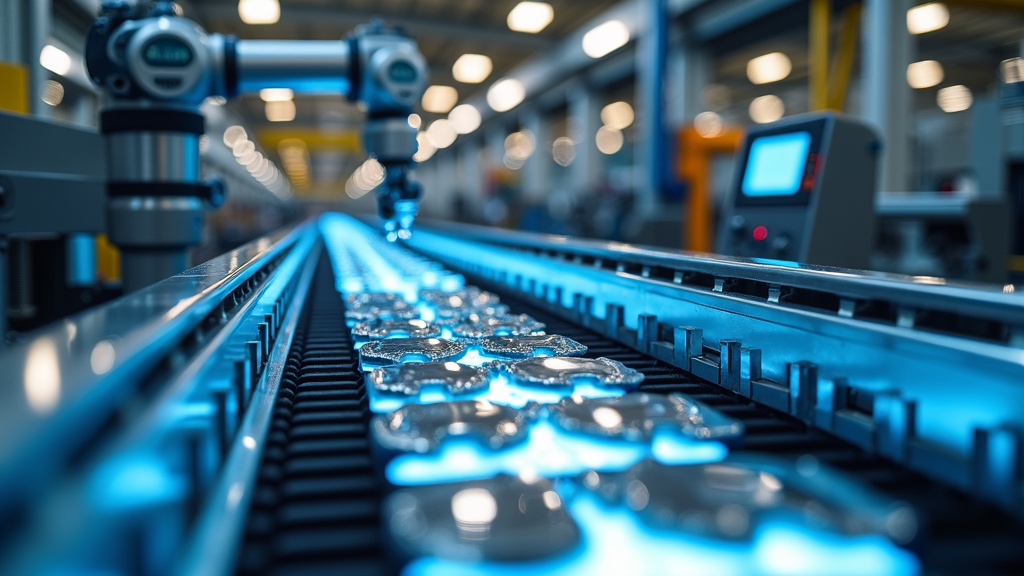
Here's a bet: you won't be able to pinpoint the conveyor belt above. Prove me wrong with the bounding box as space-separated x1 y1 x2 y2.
237 256 383 576
237 251 1024 576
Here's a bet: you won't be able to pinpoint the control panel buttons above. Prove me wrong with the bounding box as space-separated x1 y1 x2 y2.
772 234 790 252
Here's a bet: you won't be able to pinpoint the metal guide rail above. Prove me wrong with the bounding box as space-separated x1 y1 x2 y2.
404 221 1024 515
0 221 322 575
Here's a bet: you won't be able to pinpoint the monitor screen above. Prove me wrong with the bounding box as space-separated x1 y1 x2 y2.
741 131 812 197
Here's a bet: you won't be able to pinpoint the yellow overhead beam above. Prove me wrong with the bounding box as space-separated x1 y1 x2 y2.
257 128 362 154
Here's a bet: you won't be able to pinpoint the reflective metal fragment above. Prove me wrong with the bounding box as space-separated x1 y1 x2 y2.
451 313 546 339
351 318 441 339
478 334 588 359
385 475 580 561
372 400 529 452
551 393 744 442
345 292 417 321
580 457 918 543
498 356 644 389
369 361 489 396
359 337 467 367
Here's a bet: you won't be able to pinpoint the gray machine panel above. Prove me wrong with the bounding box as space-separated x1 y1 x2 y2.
717 112 880 269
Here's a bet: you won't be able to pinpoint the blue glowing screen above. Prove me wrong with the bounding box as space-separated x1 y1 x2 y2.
742 131 812 197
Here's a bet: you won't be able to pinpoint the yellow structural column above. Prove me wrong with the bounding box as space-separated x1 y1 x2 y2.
0 62 29 113
810 0 831 111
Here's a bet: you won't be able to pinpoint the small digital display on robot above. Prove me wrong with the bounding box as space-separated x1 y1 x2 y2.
387 61 417 83
142 38 193 67
741 131 812 197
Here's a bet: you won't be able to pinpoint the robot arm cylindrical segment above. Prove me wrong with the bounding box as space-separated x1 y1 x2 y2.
233 40 352 95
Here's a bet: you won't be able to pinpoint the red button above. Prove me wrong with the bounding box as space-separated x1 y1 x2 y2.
752 225 768 242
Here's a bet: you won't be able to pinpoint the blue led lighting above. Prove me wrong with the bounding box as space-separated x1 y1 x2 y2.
403 492 920 576
385 419 727 485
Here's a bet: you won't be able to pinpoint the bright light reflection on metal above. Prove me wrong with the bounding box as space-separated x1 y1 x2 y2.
404 492 919 576
367 371 625 413
386 420 727 486
90 340 116 375
24 338 62 414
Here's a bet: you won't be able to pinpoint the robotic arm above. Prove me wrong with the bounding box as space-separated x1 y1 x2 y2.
86 1 427 291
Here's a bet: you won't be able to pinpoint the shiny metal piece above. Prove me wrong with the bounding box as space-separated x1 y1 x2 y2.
421 287 503 310
385 475 580 562
369 361 489 396
478 334 588 359
581 457 918 543
351 318 441 339
107 132 201 182
497 356 645 390
372 400 528 452
359 337 467 367
345 292 417 321
550 393 744 442
450 313 546 339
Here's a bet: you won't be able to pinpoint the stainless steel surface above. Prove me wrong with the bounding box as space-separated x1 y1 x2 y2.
107 132 201 182
176 235 323 576
235 39 351 93
108 196 205 292
406 221 1024 509
0 222 309 524
363 116 417 162
413 220 1023 325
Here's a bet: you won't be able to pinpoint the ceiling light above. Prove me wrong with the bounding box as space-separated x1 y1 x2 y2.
421 85 459 114
582 20 630 59
414 132 437 162
238 0 280 25
41 80 64 106
507 2 554 34
223 125 247 147
408 113 422 129
39 45 71 76
552 137 575 167
749 95 785 124
259 88 293 102
596 126 624 155
232 140 255 157
600 101 634 130
907 2 949 35
505 130 536 160
1000 57 1024 84
426 119 457 149
265 99 296 122
746 52 792 85
452 54 493 84
694 111 724 138
937 85 972 113
448 104 481 134
487 78 525 112
907 60 944 89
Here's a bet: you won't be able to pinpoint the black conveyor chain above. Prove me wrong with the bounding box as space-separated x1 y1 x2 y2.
238 255 383 576
236 252 1024 576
